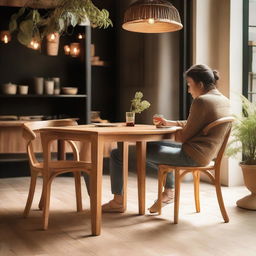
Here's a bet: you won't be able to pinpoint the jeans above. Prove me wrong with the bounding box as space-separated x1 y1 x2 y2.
110 141 199 195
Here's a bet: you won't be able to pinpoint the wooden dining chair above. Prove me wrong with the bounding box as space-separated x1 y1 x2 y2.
22 119 92 230
156 117 235 223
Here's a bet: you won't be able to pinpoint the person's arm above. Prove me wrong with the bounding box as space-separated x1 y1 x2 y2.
153 117 186 127
175 98 207 142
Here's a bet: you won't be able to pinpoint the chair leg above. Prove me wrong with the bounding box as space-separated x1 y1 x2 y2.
74 171 83 212
23 172 38 217
157 168 165 215
174 169 181 224
193 171 200 213
215 179 229 223
42 177 52 230
38 186 44 210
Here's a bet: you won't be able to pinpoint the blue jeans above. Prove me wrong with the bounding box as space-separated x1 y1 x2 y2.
110 141 199 195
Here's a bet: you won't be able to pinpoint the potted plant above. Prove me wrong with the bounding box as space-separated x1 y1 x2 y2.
9 0 113 49
227 95 256 210
126 91 150 126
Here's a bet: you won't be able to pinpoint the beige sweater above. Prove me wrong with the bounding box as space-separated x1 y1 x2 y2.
175 89 231 166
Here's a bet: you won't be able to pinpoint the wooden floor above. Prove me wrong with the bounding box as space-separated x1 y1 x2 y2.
0 174 255 256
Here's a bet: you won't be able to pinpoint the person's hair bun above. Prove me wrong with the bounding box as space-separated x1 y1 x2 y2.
213 70 220 81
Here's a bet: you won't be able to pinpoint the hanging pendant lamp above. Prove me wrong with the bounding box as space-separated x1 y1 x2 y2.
122 0 183 33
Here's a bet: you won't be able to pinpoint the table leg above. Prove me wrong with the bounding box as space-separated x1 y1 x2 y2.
122 142 129 211
136 141 146 215
57 140 65 160
90 136 104 236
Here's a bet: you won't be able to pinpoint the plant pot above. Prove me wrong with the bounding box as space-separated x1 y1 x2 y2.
236 164 256 210
46 33 60 56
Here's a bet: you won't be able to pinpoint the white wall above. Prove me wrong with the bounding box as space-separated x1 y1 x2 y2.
193 0 243 186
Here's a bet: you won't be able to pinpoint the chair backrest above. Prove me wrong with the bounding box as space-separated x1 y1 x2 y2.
203 116 235 167
23 119 78 167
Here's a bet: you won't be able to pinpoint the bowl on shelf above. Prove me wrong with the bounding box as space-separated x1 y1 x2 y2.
61 87 78 95
1 83 17 95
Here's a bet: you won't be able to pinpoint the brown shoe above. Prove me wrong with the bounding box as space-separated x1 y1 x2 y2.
102 199 125 213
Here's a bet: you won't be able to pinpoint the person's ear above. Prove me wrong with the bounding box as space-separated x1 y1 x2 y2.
199 82 204 89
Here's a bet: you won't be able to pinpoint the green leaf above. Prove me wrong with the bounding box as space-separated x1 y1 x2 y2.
17 31 32 46
58 18 65 32
69 12 79 27
19 20 33 34
17 7 26 17
33 10 41 24
9 19 17 33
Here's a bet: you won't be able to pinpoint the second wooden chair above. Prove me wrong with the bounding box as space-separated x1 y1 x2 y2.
22 119 92 230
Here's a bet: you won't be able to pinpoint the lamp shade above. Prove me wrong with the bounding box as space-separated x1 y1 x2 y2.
122 0 183 33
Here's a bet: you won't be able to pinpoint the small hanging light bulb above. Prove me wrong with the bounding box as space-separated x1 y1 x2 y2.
64 45 71 55
29 39 40 50
50 33 56 41
70 42 80 57
3 35 8 43
33 41 40 50
0 31 11 44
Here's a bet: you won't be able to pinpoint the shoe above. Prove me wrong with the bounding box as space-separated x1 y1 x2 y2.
148 192 174 214
102 199 125 213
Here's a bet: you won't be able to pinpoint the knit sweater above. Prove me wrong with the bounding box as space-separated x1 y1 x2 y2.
175 89 231 166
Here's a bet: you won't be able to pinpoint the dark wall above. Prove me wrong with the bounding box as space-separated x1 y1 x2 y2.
91 0 117 122
115 0 185 123
0 7 85 91
0 5 117 122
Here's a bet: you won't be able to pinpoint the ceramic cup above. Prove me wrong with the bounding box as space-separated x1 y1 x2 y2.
52 77 60 89
33 77 44 95
1 83 17 94
44 80 54 95
18 85 29 95
54 88 60 95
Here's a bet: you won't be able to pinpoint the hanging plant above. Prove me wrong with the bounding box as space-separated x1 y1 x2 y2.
43 0 113 36
9 7 42 46
8 0 113 48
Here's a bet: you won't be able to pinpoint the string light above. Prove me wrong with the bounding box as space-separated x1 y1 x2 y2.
0 31 11 44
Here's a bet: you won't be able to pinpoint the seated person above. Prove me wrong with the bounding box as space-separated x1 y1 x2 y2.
102 64 231 213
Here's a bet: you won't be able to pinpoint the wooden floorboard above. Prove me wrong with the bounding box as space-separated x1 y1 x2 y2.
0 174 255 256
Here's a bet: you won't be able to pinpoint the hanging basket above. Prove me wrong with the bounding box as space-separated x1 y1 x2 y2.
46 33 60 56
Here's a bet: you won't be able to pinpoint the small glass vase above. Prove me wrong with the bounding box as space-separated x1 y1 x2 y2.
126 112 135 126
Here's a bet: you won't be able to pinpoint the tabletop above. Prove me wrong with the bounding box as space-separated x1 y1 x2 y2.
39 123 182 135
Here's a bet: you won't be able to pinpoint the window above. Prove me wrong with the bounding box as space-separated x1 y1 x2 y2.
244 0 256 102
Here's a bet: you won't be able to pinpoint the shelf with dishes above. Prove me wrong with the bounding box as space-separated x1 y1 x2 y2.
0 94 87 98
0 78 82 96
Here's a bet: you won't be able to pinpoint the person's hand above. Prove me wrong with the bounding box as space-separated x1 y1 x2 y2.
153 116 167 127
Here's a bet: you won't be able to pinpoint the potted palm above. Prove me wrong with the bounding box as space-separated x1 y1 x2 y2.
227 95 256 210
